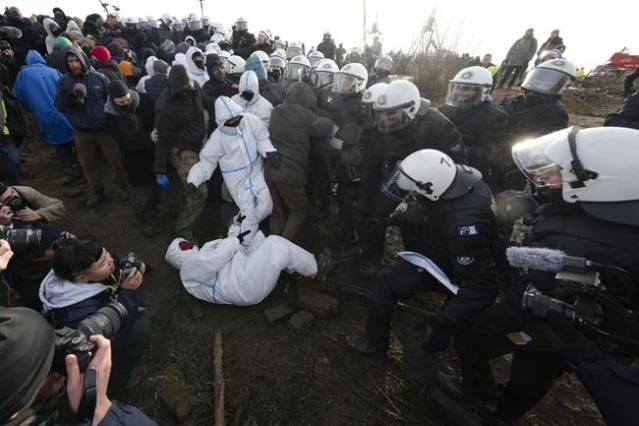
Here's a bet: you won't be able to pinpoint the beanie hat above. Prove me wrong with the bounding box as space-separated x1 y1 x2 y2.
107 42 124 59
54 35 72 48
90 45 111 62
153 59 169 75
108 79 129 99
0 307 55 421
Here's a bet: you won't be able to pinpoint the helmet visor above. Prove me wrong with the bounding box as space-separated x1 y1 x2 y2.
309 56 322 67
313 71 334 89
332 73 365 94
445 83 484 107
286 46 304 59
269 56 286 70
512 137 561 187
522 68 572 95
375 109 410 134
286 63 308 80
381 163 415 201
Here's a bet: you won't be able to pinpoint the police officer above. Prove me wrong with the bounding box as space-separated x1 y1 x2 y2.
367 54 393 87
454 127 639 424
347 149 499 354
438 66 509 191
356 80 467 273
231 17 255 59
499 59 576 189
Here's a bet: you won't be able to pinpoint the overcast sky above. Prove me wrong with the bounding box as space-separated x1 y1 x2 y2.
17 0 637 70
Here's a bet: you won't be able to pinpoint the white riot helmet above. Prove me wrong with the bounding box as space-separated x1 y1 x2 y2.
285 55 311 81
172 20 185 32
382 149 482 201
333 63 368 95
250 50 270 70
269 55 287 71
307 50 325 68
374 54 394 74
227 55 246 75
218 50 231 67
189 17 203 31
286 42 304 60
522 59 576 95
202 16 210 27
235 17 248 31
210 33 225 44
205 43 221 55
160 14 172 25
272 48 286 60
147 18 159 30
311 58 338 89
373 80 422 133
257 30 270 44
512 126 639 225
445 66 493 108
362 82 388 124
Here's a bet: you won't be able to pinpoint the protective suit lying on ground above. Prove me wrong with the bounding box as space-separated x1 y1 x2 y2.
231 70 273 127
165 222 318 305
187 96 276 243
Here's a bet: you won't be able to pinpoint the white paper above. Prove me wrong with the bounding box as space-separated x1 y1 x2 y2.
398 251 459 295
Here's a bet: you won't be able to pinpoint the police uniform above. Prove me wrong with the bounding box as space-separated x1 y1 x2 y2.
456 200 639 422
364 179 499 349
356 103 468 261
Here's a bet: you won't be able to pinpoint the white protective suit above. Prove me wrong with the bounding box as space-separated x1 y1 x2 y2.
135 56 157 93
187 97 276 242
65 20 83 40
165 225 318 305
231 70 273 128
185 46 210 88
43 18 60 54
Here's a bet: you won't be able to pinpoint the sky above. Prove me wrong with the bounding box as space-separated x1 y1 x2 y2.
16 0 638 71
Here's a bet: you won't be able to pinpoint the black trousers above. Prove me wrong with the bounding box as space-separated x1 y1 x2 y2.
498 65 526 88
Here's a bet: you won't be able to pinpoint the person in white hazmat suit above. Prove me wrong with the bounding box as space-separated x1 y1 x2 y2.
231 70 273 127
186 96 281 243
165 217 333 305
185 46 210 88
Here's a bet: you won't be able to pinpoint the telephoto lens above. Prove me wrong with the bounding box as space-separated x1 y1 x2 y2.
5 228 42 253
76 301 129 338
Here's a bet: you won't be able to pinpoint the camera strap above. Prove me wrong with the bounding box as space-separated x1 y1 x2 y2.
76 367 97 422
567 126 598 189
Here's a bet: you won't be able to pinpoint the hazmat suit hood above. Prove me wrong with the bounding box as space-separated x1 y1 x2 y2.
24 49 46 66
65 20 83 39
245 54 267 81
185 46 206 76
184 35 197 46
145 55 157 76
166 237 195 269
284 82 317 110
43 17 60 38
215 96 243 130
238 70 260 99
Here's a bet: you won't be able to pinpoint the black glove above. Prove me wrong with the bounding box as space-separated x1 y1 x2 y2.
543 311 606 366
266 151 282 169
421 316 451 353
185 182 198 197
237 230 251 244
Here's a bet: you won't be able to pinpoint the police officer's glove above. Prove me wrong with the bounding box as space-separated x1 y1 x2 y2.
494 190 538 225
543 311 606 366
421 316 452 353
266 151 282 169
72 83 87 103
185 182 198 197
155 174 169 189
237 229 251 244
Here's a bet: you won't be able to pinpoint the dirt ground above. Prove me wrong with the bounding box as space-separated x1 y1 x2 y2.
18 88 611 425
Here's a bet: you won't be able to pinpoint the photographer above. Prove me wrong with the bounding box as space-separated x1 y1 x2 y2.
38 239 150 392
0 308 155 425
0 182 65 225
454 127 639 425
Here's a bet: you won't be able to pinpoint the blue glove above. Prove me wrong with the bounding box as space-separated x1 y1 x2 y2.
156 174 169 189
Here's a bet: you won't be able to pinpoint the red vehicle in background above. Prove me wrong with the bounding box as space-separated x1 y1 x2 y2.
591 52 639 79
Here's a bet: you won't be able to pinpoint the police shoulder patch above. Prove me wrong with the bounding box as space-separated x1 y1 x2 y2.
457 256 474 266
458 225 478 236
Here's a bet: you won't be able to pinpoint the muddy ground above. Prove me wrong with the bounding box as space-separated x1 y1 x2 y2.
19 87 613 425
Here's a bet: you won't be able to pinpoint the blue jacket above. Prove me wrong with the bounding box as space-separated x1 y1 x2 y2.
98 401 157 425
55 46 110 132
13 50 75 145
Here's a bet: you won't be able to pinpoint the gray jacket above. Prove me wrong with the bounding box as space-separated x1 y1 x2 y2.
506 36 538 66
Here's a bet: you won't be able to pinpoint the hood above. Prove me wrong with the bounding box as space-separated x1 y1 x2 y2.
285 82 317 110
176 42 190 54
105 90 140 116
172 53 187 67
245 54 267 81
39 269 108 313
145 55 157 76
66 20 83 38
215 96 243 128
42 17 60 38
25 49 46 66
61 45 89 74
239 70 259 97
166 238 197 269
168 64 194 95
184 35 197 46
185 46 206 76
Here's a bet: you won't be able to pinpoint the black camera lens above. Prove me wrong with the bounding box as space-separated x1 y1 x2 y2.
76 301 128 338
5 228 42 253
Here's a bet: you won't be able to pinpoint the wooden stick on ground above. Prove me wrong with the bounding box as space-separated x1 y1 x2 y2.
214 330 225 426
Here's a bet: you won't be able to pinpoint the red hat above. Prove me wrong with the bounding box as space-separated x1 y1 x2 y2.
90 45 111 62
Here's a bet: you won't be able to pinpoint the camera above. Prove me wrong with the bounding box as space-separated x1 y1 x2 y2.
119 252 143 275
53 301 128 373
522 287 603 327
1 227 41 253
2 194 25 212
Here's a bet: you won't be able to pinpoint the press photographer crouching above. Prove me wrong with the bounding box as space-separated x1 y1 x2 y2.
455 127 639 425
38 239 150 393
0 183 69 310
